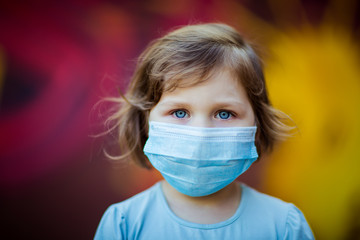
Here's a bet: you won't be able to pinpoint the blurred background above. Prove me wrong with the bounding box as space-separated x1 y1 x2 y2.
0 0 359 239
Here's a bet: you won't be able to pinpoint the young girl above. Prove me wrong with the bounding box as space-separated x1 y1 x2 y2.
95 23 314 239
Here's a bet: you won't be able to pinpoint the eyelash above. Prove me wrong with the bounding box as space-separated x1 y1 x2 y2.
170 109 236 120
215 110 235 120
170 109 189 119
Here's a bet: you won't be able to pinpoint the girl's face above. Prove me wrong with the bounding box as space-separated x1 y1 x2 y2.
149 69 255 128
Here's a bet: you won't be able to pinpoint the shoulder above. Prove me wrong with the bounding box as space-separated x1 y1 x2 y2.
241 184 293 215
112 181 160 211
240 184 315 239
94 182 161 240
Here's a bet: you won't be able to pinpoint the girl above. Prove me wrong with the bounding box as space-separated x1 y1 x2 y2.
95 23 314 239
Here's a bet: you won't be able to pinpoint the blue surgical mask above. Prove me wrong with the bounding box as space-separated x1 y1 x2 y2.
143 121 258 197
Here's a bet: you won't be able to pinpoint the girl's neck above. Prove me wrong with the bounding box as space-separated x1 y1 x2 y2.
161 181 242 224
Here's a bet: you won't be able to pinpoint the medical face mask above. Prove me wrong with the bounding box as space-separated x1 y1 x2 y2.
143 121 258 197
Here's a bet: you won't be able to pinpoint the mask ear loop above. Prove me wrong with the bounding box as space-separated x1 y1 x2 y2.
254 115 259 127
253 116 261 159
144 110 151 138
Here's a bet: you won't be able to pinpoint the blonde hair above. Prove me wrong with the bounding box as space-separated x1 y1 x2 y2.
105 23 292 168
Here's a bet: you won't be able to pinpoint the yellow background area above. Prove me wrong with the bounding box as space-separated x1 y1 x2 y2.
264 24 360 239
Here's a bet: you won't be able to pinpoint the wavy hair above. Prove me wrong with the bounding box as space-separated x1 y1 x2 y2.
105 23 292 168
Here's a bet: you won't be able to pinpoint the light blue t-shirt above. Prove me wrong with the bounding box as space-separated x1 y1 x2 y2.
94 182 314 239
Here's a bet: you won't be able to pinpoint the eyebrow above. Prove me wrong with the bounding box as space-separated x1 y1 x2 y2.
211 101 248 112
156 99 247 109
213 100 247 107
156 101 191 109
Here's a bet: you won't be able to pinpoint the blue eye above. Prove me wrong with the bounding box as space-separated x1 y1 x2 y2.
174 110 187 118
217 111 232 120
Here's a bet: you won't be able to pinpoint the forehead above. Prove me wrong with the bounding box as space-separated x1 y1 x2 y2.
162 65 243 93
161 68 247 101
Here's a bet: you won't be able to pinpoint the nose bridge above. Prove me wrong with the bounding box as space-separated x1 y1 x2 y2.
190 113 213 128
